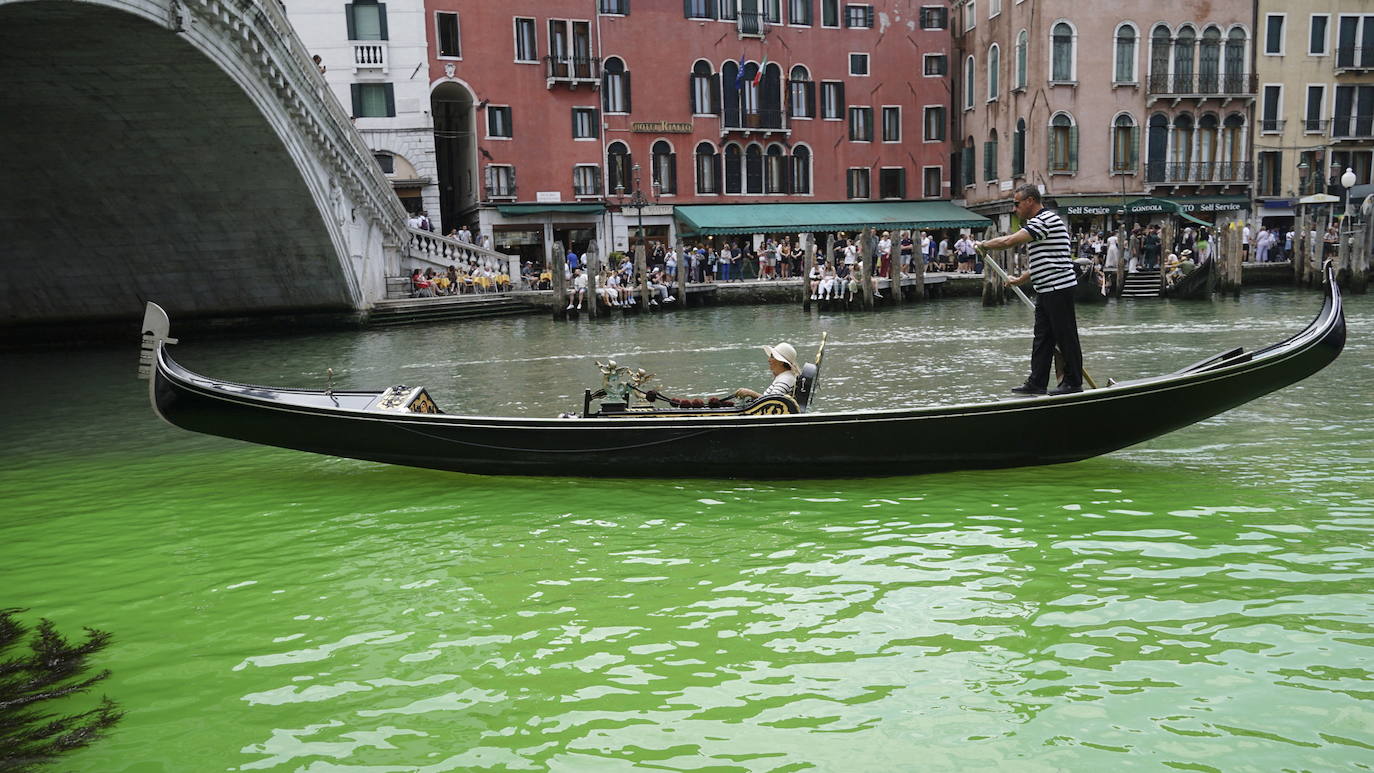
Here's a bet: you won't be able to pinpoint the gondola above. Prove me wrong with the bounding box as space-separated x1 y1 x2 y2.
139 266 1345 478
1161 258 1216 300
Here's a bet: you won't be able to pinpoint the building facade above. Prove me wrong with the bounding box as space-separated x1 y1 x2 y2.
420 0 957 262
954 0 1256 237
1253 1 1374 227
286 0 440 219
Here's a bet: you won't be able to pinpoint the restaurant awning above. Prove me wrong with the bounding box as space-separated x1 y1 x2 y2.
495 203 605 217
673 201 991 236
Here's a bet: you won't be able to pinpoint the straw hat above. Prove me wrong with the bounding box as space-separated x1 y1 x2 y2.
762 342 801 376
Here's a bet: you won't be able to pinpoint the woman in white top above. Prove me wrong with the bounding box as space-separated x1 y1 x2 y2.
734 342 801 401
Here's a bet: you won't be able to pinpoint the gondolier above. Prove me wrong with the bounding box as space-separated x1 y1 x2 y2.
977 184 1085 396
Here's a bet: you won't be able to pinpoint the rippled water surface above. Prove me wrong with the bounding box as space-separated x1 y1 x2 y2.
2 289 1372 771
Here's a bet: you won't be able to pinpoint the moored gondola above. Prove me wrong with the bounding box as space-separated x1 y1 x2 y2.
1161 258 1216 300
140 266 1345 478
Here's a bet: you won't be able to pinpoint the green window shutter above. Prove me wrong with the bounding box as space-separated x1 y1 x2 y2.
624 71 632 113
349 83 362 117
1130 126 1140 167
345 4 356 40
377 3 389 40
384 83 396 117
1069 126 1079 171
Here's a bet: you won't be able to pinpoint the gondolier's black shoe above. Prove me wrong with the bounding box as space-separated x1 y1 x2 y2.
1009 383 1046 395
1048 384 1083 395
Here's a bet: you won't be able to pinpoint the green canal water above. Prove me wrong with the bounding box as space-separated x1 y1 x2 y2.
3 289 1372 771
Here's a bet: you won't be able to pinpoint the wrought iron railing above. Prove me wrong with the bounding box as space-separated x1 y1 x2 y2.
1302 118 1330 133
722 109 788 132
1335 46 1374 70
1331 115 1374 140
1259 118 1286 133
543 55 600 82
1144 161 1253 184
1147 72 1257 96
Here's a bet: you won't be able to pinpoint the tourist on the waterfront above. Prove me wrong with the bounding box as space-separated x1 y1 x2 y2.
733 342 800 401
664 248 678 279
1284 229 1294 261
937 234 950 271
877 232 892 278
1195 229 1212 264
567 268 586 310
778 240 793 279
808 259 824 299
646 269 671 305
1142 225 1162 270
716 244 731 282
820 261 839 300
976 183 1083 396
1105 234 1121 279
457 225 473 243
955 234 976 273
1242 223 1253 261
1255 227 1271 263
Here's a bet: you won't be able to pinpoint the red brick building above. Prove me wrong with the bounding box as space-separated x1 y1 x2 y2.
425 0 956 262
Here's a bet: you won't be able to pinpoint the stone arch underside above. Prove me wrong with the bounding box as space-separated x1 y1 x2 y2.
0 2 353 329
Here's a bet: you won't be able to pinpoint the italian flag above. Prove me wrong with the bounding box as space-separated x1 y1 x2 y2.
752 54 768 87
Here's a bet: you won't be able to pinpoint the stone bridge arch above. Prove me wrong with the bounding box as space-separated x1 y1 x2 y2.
0 0 411 337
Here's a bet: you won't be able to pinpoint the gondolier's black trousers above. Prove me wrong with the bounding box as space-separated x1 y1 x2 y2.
1028 286 1083 390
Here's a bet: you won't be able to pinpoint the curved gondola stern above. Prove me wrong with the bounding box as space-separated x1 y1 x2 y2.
138 302 183 432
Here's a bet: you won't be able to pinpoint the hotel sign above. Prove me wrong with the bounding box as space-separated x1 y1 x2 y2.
631 121 694 133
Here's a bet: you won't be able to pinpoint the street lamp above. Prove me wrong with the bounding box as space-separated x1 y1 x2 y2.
1342 167 1357 220
1297 160 1309 195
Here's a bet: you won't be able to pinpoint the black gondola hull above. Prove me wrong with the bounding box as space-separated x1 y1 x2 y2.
147 275 1345 478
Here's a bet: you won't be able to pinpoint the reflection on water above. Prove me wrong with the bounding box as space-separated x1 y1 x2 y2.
0 289 1371 771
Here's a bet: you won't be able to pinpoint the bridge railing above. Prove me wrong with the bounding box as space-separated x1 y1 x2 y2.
404 228 523 285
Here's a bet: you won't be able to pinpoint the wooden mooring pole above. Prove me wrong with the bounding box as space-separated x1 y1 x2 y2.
858 227 875 310
551 240 567 320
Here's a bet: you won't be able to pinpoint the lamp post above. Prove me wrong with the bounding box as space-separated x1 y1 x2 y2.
613 163 659 309
1338 167 1357 279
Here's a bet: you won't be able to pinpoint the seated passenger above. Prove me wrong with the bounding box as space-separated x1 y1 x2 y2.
733 342 801 401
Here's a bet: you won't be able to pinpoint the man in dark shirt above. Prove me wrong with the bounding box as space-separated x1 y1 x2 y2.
977 184 1085 396
1142 225 1163 270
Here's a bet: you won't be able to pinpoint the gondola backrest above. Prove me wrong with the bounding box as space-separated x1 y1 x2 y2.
796 362 819 412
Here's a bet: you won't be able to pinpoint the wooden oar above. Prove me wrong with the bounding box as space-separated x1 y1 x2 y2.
981 249 1098 390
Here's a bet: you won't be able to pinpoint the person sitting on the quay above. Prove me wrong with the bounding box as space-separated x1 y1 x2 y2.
447 263 462 294
566 267 586 310
410 268 434 297
433 269 452 295
819 261 839 300
646 269 675 305
733 342 801 402
808 259 824 299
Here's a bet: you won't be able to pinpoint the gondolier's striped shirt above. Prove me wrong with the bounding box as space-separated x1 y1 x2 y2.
1022 208 1077 293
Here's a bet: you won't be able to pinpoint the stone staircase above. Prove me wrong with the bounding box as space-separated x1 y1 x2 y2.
1120 270 1162 298
368 294 539 326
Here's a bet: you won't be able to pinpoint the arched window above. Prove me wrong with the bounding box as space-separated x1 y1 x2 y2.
1012 118 1026 177
1174 27 1195 92
1147 113 1169 182
1224 28 1247 89
791 145 812 194
1197 114 1219 180
724 143 743 194
1222 113 1246 178
1115 24 1137 83
964 55 975 109
1051 22 1075 81
652 139 676 195
760 62 784 128
1111 113 1138 173
603 57 631 113
607 141 631 194
1048 112 1077 172
1172 113 1195 170
765 144 786 193
987 44 1000 100
983 129 999 181
691 60 717 115
788 65 814 118
1150 25 1171 91
721 60 741 127
1199 26 1221 93
695 142 720 194
745 144 764 194
1015 29 1028 90
963 136 975 186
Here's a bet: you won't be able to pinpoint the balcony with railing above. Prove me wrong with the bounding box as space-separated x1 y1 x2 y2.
738 11 766 36
1331 115 1374 141
721 108 789 136
1302 118 1330 134
1144 161 1253 186
543 55 600 88
351 42 388 72
1147 72 1257 99
1259 118 1286 134
1336 47 1374 72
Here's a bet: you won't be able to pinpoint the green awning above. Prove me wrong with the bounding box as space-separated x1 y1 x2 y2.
674 201 991 236
495 203 605 217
